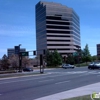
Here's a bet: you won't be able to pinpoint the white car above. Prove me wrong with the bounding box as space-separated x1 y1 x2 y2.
62 64 75 69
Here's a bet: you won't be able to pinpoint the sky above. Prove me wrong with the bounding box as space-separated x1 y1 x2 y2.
0 0 100 58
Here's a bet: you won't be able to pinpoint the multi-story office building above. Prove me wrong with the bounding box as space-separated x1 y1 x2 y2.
36 1 81 56
97 44 100 56
7 48 26 57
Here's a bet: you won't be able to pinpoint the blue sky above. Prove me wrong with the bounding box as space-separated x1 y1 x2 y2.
0 0 100 58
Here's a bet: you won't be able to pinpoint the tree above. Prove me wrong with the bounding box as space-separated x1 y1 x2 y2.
73 49 83 64
45 50 62 67
53 50 62 66
83 44 91 56
45 50 55 66
9 54 19 69
22 57 30 68
82 44 92 63
1 54 10 70
92 55 97 62
66 54 75 64
45 50 52 66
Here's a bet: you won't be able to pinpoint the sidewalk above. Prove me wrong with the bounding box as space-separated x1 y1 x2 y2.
35 82 100 100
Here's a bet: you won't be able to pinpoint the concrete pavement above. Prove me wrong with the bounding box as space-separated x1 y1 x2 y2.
35 82 100 100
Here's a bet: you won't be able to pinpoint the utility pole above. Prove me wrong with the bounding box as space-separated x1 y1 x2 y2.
18 44 22 72
33 50 46 74
40 54 44 73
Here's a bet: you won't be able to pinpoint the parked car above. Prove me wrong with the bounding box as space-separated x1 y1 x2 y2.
88 62 100 69
62 64 75 69
23 67 33 72
88 62 95 69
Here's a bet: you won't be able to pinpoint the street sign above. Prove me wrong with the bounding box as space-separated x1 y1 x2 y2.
20 52 29 56
73 52 79 56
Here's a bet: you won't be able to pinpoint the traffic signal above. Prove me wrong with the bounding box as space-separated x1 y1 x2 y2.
33 51 36 55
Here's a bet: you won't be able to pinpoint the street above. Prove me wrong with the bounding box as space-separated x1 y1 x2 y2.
0 67 100 100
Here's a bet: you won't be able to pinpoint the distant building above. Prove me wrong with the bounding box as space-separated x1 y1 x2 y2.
7 47 26 57
97 44 100 56
35 1 81 57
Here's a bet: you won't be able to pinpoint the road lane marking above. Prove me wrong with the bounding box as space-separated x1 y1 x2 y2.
0 77 50 85
0 72 87 85
0 74 69 85
79 73 90 76
39 79 54 82
55 80 70 84
0 74 70 85
0 73 51 80
1 71 93 84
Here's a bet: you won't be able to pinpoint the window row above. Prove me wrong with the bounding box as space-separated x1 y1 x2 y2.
47 35 71 37
46 25 70 29
46 20 70 25
46 30 71 33
47 40 71 42
47 44 70 46
48 49 70 50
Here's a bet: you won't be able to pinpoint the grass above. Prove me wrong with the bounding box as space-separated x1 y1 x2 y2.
62 95 91 100
63 95 100 100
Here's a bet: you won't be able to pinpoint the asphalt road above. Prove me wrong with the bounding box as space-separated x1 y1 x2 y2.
0 67 100 100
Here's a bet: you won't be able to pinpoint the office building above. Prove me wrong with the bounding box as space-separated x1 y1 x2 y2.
36 1 81 56
97 44 100 56
7 48 26 57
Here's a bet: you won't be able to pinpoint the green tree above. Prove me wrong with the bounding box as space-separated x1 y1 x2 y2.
45 50 62 67
82 44 92 63
45 50 52 66
1 54 10 70
66 54 75 64
92 55 97 62
53 50 62 66
73 48 83 64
